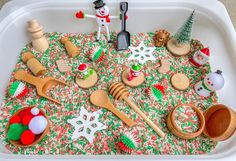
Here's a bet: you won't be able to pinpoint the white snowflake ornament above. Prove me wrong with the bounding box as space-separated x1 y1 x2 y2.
128 41 156 64
67 107 106 143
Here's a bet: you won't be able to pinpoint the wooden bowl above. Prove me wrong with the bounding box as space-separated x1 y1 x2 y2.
167 104 205 139
6 107 49 147
203 104 236 141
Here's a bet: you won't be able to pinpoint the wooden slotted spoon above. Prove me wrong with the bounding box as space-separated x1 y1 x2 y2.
14 70 69 104
90 90 135 127
109 82 165 138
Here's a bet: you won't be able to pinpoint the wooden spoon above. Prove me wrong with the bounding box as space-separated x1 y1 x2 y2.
90 90 135 127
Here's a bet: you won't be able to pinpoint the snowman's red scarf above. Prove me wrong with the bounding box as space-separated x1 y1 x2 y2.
96 14 110 23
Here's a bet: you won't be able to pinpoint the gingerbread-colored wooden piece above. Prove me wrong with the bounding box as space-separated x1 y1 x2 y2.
154 29 170 47
122 69 145 87
166 104 205 140
61 37 81 58
22 51 46 76
203 104 236 141
109 82 165 138
75 71 98 89
14 70 69 105
6 107 49 147
171 73 190 91
158 59 170 74
27 19 49 52
167 38 191 56
90 90 135 127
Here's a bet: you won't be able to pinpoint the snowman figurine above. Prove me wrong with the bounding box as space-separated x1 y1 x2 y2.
190 47 210 67
75 0 120 43
194 70 225 97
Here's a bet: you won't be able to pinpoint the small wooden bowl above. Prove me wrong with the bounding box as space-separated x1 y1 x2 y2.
6 107 49 147
167 104 205 139
203 104 236 141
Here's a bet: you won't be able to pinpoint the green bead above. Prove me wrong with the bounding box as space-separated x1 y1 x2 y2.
7 123 26 141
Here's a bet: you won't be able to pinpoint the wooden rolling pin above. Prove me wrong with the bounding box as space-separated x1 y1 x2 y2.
109 82 165 138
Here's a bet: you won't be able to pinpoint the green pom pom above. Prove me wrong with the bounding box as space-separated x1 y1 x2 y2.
9 82 21 96
7 123 27 141
121 134 136 149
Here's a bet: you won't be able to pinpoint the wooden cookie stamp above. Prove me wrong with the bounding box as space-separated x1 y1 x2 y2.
171 73 190 91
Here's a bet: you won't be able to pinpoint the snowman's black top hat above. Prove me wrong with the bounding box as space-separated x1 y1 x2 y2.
94 0 106 9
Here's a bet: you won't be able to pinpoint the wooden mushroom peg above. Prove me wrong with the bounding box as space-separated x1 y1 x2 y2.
27 19 49 52
61 37 81 58
109 82 165 138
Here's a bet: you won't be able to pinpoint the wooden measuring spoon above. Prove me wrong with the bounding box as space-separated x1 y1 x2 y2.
14 70 69 105
90 90 135 127
109 82 165 138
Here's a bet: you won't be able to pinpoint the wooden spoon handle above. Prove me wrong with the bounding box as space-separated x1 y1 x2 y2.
123 97 165 138
105 101 135 127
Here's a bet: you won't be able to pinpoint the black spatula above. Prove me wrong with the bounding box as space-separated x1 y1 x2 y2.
117 2 130 51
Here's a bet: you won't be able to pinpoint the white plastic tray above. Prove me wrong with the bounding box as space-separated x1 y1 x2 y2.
0 0 236 160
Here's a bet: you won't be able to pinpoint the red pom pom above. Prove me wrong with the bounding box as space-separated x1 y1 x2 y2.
75 11 84 19
20 130 35 145
9 115 21 124
19 108 32 118
22 115 33 126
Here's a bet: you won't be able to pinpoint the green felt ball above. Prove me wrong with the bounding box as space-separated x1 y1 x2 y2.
121 134 136 149
7 123 28 141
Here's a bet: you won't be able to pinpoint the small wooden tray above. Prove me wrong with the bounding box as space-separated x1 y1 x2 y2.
6 107 49 147
203 104 236 141
167 104 205 140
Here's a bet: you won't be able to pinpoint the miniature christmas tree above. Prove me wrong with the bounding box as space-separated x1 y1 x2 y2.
175 10 195 46
167 10 195 56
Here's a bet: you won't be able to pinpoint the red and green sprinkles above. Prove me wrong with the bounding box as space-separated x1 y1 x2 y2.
0 32 217 155
174 105 200 133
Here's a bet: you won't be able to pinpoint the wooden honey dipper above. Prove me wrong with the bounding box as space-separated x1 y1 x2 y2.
109 82 165 138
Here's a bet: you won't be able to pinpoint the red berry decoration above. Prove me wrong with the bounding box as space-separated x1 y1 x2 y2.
78 63 87 71
9 115 21 124
22 115 33 126
20 130 35 145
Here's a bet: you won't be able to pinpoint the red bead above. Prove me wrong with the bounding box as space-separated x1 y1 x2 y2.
20 130 35 145
22 115 33 126
78 63 87 71
9 115 21 124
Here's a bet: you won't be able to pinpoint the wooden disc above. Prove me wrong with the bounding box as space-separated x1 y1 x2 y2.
167 38 191 56
75 71 98 89
122 69 145 87
171 73 190 91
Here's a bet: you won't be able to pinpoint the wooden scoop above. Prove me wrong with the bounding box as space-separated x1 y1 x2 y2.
109 82 165 138
14 70 69 105
90 90 135 127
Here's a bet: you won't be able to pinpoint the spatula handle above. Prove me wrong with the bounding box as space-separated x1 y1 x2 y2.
14 70 41 87
124 97 165 138
106 101 135 127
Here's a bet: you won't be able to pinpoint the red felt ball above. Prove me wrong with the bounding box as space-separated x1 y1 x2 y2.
20 130 35 145
9 115 21 124
22 115 33 126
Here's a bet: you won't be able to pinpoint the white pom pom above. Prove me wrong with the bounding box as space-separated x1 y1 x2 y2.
31 107 40 115
29 116 48 134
